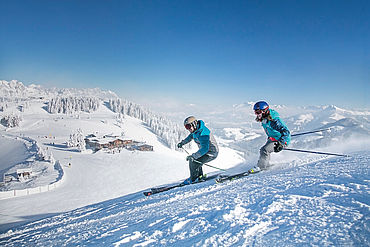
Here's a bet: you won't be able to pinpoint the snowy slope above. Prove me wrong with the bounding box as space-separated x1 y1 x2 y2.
0 85 243 231
0 80 369 246
0 153 368 246
0 136 29 179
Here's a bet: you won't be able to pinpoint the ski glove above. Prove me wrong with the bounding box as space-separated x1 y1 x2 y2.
186 155 195 162
177 142 183 148
274 142 284 153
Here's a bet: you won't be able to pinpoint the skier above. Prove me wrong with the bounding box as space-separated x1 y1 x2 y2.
249 101 291 173
177 116 219 184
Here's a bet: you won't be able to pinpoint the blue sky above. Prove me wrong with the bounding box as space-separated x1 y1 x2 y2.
1 0 369 110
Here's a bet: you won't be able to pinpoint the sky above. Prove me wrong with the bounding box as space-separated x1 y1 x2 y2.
0 0 369 111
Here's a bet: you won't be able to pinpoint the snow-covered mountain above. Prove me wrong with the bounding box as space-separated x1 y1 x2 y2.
0 80 118 100
0 80 369 246
0 80 187 149
0 80 243 231
202 102 370 158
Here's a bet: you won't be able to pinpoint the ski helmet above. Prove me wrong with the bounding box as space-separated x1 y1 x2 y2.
253 101 269 112
184 116 198 131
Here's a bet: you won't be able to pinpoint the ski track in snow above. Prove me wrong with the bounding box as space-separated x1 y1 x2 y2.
0 153 369 246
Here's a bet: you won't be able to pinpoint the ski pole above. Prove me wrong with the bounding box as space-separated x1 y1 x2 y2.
181 147 227 171
291 128 332 137
283 148 349 157
198 161 227 171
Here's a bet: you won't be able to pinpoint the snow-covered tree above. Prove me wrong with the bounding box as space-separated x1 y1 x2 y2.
67 128 86 152
1 114 22 128
47 97 100 114
34 142 54 162
107 98 187 149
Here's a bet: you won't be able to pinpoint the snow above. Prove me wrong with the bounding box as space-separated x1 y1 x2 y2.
0 136 29 178
294 113 314 126
0 85 243 233
0 154 368 246
0 80 369 246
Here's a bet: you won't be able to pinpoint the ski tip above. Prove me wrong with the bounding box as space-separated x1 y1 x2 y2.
143 192 152 196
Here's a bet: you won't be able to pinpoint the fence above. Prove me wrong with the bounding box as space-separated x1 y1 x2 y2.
0 160 65 200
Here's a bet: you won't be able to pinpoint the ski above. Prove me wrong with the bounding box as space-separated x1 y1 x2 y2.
144 184 183 196
143 174 220 196
215 170 261 183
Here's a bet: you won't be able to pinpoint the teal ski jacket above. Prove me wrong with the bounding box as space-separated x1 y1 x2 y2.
180 120 219 159
262 109 291 145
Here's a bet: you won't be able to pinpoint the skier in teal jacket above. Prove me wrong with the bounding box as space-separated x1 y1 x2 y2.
177 116 219 184
249 101 291 173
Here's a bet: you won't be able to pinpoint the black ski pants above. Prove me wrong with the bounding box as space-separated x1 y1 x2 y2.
189 154 216 181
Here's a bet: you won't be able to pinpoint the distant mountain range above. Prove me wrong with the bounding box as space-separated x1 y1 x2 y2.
0 80 118 100
206 102 370 155
1 80 369 154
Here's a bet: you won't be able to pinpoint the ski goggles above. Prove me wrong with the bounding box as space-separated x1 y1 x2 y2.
254 109 264 114
185 124 193 130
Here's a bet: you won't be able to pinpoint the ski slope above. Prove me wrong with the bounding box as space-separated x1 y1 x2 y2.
1 153 368 246
0 136 29 179
0 81 369 246
0 98 243 232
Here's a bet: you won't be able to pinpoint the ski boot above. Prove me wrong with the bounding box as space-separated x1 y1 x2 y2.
248 166 261 174
194 174 207 183
182 177 193 185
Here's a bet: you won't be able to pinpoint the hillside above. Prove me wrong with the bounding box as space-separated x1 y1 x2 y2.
0 80 369 245
1 153 369 246
0 81 244 231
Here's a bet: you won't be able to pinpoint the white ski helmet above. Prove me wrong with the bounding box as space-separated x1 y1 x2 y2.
184 116 198 131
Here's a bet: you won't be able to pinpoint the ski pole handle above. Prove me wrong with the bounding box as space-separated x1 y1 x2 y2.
182 148 201 164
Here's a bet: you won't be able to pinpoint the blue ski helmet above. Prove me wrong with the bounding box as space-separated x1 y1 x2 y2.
253 101 269 111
